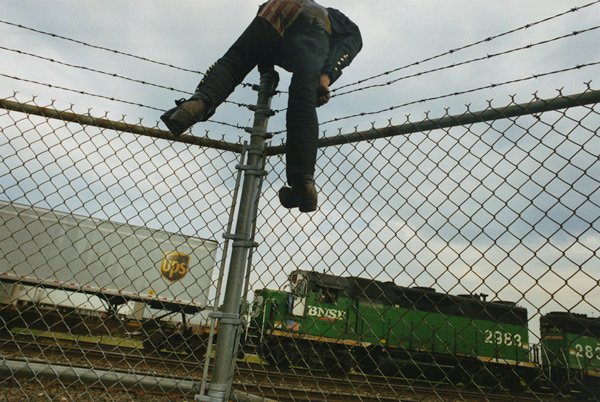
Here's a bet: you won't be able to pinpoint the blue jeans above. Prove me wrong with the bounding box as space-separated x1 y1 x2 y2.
193 15 330 185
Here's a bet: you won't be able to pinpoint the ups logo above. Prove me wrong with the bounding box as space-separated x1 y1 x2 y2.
160 251 190 282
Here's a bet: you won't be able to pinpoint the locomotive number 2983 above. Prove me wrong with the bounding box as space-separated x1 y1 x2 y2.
483 330 523 347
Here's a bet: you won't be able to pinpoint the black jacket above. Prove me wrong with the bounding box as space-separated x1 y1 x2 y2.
322 8 362 84
257 2 362 85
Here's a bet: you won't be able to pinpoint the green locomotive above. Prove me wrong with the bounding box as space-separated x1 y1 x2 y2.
540 312 600 393
249 269 533 387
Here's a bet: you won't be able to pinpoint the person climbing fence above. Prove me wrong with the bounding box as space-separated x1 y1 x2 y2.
161 0 362 213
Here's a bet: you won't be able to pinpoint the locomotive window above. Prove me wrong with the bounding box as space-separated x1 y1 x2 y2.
320 287 338 304
292 278 307 296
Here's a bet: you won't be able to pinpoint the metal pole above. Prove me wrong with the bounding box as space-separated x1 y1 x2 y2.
200 143 249 397
199 71 278 402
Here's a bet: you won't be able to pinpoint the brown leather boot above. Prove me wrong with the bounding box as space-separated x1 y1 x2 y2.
278 179 318 213
161 99 207 136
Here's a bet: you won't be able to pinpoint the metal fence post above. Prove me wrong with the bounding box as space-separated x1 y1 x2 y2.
198 71 279 402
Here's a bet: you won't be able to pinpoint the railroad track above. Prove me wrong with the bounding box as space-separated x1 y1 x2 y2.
1 334 577 402
1 332 204 375
234 362 555 402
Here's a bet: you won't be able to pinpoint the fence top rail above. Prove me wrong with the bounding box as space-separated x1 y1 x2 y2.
266 88 600 155
0 97 243 153
3 88 599 156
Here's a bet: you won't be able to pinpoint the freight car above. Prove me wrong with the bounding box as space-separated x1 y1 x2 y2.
0 200 218 355
0 272 215 355
248 269 599 397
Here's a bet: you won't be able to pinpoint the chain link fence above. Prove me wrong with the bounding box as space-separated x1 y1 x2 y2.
1 86 599 401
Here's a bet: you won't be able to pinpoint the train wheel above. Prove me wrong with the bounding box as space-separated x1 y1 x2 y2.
0 316 10 336
323 348 352 375
582 376 599 400
448 361 479 387
354 348 383 375
185 334 208 358
496 366 527 393
143 333 166 353
143 339 161 353
261 341 291 370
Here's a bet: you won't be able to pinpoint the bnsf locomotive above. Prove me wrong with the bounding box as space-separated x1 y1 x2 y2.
248 270 599 397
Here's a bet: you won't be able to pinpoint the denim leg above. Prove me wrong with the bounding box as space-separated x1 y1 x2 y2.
281 23 329 185
193 17 282 110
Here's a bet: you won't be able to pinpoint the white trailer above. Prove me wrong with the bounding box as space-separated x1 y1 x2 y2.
0 200 218 325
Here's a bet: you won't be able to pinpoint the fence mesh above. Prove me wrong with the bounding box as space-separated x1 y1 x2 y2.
1 87 599 401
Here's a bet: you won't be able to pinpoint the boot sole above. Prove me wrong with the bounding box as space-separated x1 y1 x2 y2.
278 187 298 208
279 187 318 212
279 187 317 212
299 202 317 213
160 114 185 136
161 102 203 136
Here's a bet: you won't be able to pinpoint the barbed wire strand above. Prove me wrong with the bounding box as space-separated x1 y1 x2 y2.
333 25 600 99
334 0 600 93
3 1 597 101
5 1 594 107
0 18 269 92
0 45 253 110
0 19 204 76
324 61 600 125
0 72 164 111
271 25 600 115
269 61 600 133
2 3 598 130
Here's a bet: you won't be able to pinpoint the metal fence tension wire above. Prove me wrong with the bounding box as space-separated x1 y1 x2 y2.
197 71 279 402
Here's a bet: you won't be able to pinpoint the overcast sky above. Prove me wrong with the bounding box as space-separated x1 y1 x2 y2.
1 1 599 328
1 0 599 139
